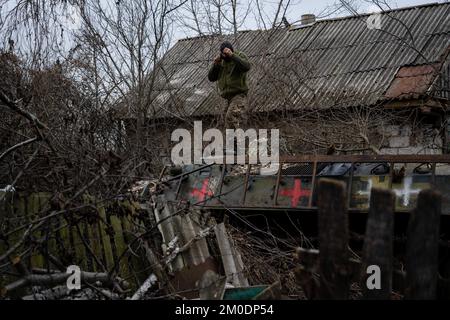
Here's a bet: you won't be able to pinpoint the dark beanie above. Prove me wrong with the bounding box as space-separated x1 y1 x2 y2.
220 41 234 52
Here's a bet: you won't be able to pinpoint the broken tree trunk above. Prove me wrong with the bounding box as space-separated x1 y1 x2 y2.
2 271 127 297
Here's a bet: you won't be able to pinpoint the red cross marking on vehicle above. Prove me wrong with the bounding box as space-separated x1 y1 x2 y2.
190 178 214 202
279 178 311 207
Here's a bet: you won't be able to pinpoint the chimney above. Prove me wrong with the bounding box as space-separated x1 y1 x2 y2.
301 14 316 25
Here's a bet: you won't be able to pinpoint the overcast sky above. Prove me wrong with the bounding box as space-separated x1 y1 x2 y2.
61 0 448 40
168 0 448 41
273 0 447 19
64 0 448 37
1 0 446 62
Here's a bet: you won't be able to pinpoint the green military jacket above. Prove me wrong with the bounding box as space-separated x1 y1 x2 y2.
208 51 251 100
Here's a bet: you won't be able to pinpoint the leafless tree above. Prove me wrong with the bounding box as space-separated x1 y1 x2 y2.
0 0 448 299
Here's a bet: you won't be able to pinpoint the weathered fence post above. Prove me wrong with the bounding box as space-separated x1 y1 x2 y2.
405 189 441 299
317 178 349 299
362 188 395 300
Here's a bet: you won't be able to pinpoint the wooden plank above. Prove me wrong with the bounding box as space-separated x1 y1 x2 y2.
362 188 395 300
70 222 87 270
28 194 44 268
317 178 349 299
105 212 119 273
0 192 10 289
405 189 441 299
87 221 104 272
121 214 150 289
120 215 140 288
10 195 26 255
57 214 73 265
9 194 29 267
28 193 47 268
38 193 57 270
79 195 100 271
110 214 130 279
98 207 115 270
79 222 94 271
85 223 96 271
94 220 109 271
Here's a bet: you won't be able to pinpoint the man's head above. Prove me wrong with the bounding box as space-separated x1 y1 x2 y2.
220 41 234 61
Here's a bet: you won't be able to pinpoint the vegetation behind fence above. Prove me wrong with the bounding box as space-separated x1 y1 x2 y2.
0 192 150 293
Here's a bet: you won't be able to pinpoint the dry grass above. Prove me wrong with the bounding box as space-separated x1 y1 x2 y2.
228 225 307 299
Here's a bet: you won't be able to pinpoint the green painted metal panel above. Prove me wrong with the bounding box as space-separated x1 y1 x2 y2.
223 285 268 300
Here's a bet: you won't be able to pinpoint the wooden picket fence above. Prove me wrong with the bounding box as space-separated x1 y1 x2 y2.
295 178 448 300
0 192 150 291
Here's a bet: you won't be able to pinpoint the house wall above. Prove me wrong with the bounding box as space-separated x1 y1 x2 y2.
123 109 445 169
381 123 443 155
260 110 444 156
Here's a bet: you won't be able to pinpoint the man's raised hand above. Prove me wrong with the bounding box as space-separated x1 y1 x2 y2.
214 56 222 65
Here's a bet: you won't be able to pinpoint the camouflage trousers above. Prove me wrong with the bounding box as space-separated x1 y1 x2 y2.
224 93 248 129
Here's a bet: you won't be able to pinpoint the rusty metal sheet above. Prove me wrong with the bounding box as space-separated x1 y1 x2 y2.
242 176 278 207
280 154 450 163
276 177 313 208
350 175 431 211
164 155 450 215
177 165 222 206
384 64 439 99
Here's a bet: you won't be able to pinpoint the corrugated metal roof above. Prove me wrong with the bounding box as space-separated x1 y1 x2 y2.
132 2 450 119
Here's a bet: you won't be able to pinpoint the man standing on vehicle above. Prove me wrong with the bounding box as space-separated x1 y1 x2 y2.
208 41 251 129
